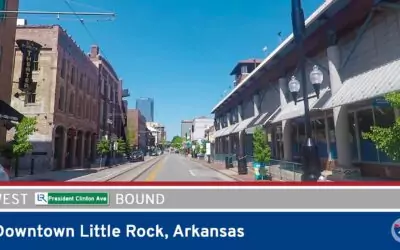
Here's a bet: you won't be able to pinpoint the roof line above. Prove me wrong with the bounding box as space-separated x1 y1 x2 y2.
211 0 337 114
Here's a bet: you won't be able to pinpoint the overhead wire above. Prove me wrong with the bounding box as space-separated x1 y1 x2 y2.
62 0 110 60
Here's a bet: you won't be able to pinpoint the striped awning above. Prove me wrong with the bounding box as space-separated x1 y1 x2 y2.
215 123 239 138
271 88 330 124
323 58 400 110
231 116 255 134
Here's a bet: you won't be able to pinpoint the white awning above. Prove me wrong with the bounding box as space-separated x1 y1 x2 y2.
215 123 239 138
272 88 330 124
245 107 281 134
214 127 227 138
323 58 400 110
231 117 255 134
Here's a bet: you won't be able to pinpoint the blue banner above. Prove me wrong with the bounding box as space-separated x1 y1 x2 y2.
0 212 398 249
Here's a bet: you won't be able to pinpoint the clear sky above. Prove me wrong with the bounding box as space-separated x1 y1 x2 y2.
19 0 324 140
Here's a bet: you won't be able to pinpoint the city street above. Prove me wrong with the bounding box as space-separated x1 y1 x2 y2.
135 154 235 181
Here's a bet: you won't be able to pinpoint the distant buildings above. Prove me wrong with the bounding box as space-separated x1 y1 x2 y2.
146 122 166 145
181 120 192 139
136 97 154 122
126 109 147 152
191 117 214 141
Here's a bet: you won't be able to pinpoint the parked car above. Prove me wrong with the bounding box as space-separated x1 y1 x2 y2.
0 164 10 181
129 150 144 162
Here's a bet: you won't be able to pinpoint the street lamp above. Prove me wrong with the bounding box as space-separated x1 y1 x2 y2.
290 0 323 181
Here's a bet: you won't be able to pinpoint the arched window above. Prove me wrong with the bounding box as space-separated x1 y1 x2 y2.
58 86 65 111
69 93 74 114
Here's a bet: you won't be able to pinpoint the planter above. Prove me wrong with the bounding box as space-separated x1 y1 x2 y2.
253 161 268 180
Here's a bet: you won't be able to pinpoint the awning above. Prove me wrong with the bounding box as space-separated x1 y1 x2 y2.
322 58 400 110
215 123 239 138
245 106 282 134
271 88 330 124
231 116 255 134
0 100 24 122
214 126 228 138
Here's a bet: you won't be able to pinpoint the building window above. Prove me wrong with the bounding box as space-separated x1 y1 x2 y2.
61 58 66 78
70 66 75 84
58 86 65 110
25 82 37 104
357 108 377 162
241 65 248 74
79 74 83 89
69 93 74 113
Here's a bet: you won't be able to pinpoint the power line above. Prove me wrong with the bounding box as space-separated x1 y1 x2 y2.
62 0 110 60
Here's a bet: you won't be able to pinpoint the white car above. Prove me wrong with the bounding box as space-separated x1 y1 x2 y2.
0 164 10 181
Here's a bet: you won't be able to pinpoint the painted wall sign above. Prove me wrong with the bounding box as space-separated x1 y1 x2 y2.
16 39 42 91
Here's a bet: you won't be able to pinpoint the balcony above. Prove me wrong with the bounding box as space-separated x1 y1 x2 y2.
122 89 130 98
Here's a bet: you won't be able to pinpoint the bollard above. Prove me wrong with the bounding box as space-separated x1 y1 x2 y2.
238 156 248 175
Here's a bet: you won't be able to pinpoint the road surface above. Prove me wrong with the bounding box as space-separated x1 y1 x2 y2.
136 154 235 181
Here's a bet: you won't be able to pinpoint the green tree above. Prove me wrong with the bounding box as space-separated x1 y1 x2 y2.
362 92 400 161
126 127 136 149
171 136 183 150
253 126 271 163
96 137 110 167
0 117 38 177
116 138 127 156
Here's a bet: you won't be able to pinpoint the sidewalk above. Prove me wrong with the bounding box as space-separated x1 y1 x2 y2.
190 158 262 181
11 158 132 181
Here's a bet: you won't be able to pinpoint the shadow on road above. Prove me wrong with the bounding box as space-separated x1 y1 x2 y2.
12 168 101 182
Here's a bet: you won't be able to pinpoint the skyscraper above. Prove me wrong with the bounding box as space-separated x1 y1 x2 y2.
136 97 154 122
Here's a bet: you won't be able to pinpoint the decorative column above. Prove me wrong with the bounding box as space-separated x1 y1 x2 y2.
327 44 352 169
226 112 232 154
280 77 292 161
79 135 85 167
237 104 245 157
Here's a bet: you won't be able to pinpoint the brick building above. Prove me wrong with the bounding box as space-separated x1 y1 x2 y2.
0 1 21 148
8 24 99 174
89 45 128 147
126 109 147 152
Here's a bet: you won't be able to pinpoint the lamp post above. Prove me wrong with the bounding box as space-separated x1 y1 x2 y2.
290 0 323 181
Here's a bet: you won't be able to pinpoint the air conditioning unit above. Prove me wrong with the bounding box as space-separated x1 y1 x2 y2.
17 19 27 26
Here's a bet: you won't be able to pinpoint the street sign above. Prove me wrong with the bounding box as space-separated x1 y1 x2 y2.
373 97 390 107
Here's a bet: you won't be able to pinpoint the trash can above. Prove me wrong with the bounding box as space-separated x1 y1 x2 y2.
237 156 248 175
225 156 229 169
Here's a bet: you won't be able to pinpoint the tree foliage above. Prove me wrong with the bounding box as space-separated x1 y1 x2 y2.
96 137 110 156
362 92 400 161
126 127 136 148
171 136 183 149
1 117 38 159
116 138 127 155
253 126 271 163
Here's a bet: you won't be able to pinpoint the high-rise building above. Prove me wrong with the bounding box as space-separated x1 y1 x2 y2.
136 97 154 122
181 120 192 139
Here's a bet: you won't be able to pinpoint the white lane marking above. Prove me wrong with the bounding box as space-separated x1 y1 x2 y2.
188 170 196 176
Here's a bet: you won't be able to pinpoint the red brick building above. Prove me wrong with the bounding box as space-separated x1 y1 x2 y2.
126 109 147 152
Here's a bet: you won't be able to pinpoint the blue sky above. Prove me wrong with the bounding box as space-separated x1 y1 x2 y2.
19 0 324 140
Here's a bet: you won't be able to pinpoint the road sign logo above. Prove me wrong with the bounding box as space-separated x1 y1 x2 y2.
35 192 48 205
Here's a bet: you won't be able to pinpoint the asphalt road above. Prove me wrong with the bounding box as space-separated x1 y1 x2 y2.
135 154 235 181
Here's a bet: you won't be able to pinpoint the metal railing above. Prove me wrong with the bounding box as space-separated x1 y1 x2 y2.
214 154 304 181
